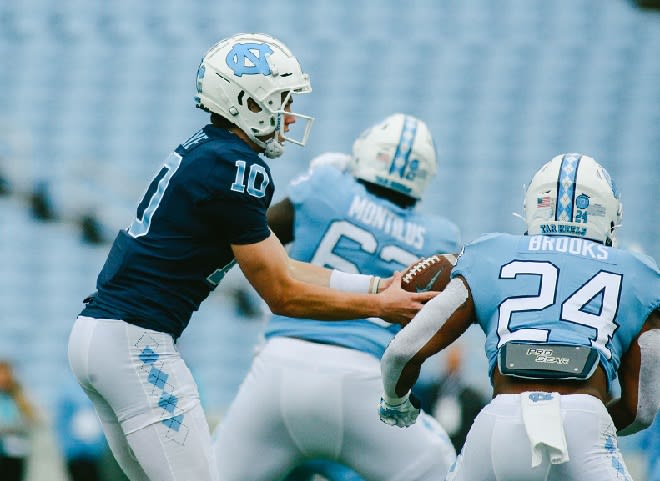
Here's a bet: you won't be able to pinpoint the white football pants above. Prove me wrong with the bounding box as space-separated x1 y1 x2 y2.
212 337 456 481
446 393 632 481
68 316 219 481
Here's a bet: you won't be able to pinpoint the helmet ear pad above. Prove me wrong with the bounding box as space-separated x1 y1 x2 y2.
524 153 622 246
348 113 437 200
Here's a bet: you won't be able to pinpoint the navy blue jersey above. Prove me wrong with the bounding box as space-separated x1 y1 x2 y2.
82 125 274 339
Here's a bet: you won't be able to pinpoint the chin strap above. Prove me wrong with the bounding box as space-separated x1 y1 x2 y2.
263 137 285 158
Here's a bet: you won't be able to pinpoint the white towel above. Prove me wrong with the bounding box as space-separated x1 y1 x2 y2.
520 392 570 468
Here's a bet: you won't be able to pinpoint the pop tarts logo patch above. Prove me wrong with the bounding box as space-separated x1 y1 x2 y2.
226 42 273 77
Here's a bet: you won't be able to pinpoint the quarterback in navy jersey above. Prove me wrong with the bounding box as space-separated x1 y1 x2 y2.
67 34 435 481
380 153 659 481
212 114 459 481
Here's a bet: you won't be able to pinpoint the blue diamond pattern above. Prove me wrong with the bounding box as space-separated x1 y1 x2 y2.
611 456 626 476
162 414 184 432
390 116 418 176
148 367 168 389
556 154 580 222
604 434 616 453
135 336 186 436
139 347 159 364
158 393 178 413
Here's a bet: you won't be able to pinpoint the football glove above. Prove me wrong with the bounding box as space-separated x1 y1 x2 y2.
379 392 420 428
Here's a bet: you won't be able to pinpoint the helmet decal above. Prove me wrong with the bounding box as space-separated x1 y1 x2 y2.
390 116 418 178
195 64 205 93
575 193 590 209
225 42 274 77
555 153 582 222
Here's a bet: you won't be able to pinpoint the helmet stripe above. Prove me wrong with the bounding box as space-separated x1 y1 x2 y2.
389 116 418 177
555 153 582 222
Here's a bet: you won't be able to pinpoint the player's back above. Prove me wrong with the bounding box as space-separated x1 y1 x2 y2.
265 164 461 358
453 233 660 386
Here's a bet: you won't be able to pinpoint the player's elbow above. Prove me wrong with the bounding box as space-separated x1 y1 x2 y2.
262 293 290 316
261 285 301 317
256 274 299 316
381 339 415 374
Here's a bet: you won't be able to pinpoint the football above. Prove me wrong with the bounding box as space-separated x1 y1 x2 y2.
400 253 457 293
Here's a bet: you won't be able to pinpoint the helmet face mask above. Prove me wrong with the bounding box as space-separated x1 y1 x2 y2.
349 113 437 200
524 153 623 246
195 33 313 158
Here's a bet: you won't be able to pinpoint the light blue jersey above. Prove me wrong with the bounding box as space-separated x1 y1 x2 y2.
265 164 461 358
452 233 660 387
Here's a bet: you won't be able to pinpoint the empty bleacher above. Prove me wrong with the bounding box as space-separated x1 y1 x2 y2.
0 0 658 424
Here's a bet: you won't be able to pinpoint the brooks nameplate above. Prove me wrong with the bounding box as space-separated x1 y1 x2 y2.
498 342 599 380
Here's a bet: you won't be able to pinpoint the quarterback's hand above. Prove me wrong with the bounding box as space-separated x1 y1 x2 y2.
377 272 438 325
379 392 420 428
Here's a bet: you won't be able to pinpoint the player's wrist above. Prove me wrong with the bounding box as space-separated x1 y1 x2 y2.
369 276 381 294
329 270 379 294
383 391 411 406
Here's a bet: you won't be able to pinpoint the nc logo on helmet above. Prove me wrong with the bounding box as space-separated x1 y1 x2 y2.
226 42 274 77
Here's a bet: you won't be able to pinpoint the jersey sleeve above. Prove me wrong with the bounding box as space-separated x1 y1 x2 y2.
630 251 660 312
197 157 274 245
452 233 504 281
209 192 271 244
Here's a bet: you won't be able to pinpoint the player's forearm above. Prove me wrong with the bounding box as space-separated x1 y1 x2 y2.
268 282 384 320
607 398 636 432
610 329 660 435
287 259 332 286
382 356 421 400
381 279 472 399
288 259 381 293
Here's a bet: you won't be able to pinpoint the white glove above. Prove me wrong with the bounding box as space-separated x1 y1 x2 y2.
379 392 420 428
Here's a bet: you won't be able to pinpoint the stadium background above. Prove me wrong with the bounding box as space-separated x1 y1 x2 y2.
0 0 658 479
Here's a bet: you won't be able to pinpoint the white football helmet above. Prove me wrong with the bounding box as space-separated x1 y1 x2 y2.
524 153 623 246
195 33 313 158
349 113 437 200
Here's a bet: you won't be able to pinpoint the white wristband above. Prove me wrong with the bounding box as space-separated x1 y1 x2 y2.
370 276 381 294
329 270 376 294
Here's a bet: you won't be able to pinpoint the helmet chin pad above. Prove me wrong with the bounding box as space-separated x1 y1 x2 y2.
263 137 285 159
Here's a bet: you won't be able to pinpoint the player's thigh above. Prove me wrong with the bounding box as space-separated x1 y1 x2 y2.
343 378 455 481
70 318 217 480
126 401 219 481
84 387 151 481
549 396 632 481
446 401 549 481
71 318 201 430
213 351 301 481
